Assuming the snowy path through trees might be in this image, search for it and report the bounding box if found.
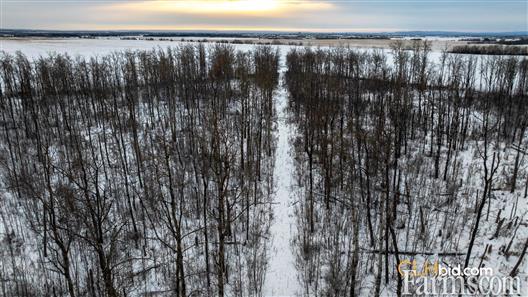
[263,63,299,297]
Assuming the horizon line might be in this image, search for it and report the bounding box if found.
[1,28,527,35]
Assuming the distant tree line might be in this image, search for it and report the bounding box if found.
[450,44,528,56]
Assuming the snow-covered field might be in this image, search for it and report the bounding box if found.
[0,37,258,57]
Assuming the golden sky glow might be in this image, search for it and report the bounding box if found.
[2,0,525,32]
[106,0,333,17]
[87,24,399,33]
[150,0,281,14]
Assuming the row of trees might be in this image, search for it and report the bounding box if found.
[285,42,528,296]
[0,45,279,297]
[450,44,528,56]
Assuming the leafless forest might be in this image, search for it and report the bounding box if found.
[0,42,527,297]
[286,42,528,296]
[0,45,279,297]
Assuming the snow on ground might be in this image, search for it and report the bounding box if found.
[1,37,525,296]
[0,37,255,57]
[0,37,303,296]
[263,61,299,297]
[0,36,445,59]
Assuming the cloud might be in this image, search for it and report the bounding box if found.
[103,0,334,17]
[86,0,338,31]
[1,0,526,32]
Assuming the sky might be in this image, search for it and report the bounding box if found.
[1,0,527,32]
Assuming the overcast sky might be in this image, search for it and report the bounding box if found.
[2,0,527,32]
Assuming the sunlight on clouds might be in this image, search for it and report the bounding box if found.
[157,0,280,14]
[109,0,333,16]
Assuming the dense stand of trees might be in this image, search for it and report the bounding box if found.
[450,45,528,56]
[285,42,528,296]
[1,41,527,297]
[0,45,279,297]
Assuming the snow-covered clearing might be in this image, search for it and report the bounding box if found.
[263,62,299,297]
